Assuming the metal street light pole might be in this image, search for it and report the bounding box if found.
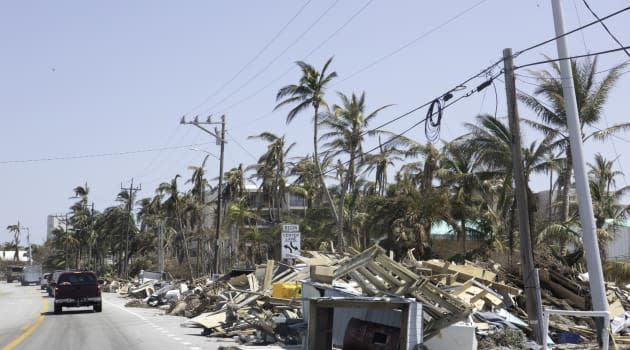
[181,114,226,275]
[551,0,609,343]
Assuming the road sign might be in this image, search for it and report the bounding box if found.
[281,224,300,259]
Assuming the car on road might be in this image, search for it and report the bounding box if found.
[41,272,52,290]
[21,264,42,286]
[5,265,24,283]
[53,271,102,314]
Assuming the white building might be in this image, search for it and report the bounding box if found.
[46,215,64,241]
[0,250,29,262]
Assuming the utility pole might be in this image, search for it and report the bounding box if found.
[551,0,609,343]
[26,227,31,265]
[158,217,165,278]
[503,48,544,345]
[121,179,141,277]
[86,202,94,270]
[65,214,69,270]
[180,114,226,275]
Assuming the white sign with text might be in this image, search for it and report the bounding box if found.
[281,224,301,259]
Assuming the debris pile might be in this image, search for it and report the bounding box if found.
[105,245,630,349]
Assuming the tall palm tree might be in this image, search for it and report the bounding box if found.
[275,57,340,245]
[6,223,21,262]
[248,132,295,224]
[320,91,391,249]
[588,153,630,234]
[157,175,194,277]
[440,141,486,253]
[519,57,630,227]
[223,164,246,203]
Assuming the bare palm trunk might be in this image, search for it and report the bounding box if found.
[560,152,573,251]
[312,105,341,249]
[175,202,195,279]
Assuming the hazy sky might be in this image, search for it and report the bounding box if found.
[2,1,629,244]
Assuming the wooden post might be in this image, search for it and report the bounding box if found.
[503,48,544,345]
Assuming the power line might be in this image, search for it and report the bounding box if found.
[226,130,258,162]
[572,0,590,52]
[514,5,630,58]
[219,0,485,128]
[199,0,341,117]
[359,60,503,138]
[317,70,502,178]
[515,45,630,70]
[218,0,374,119]
[581,0,630,58]
[215,0,373,117]
[0,142,214,165]
[183,0,314,117]
[338,0,489,85]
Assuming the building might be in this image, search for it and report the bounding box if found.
[46,215,64,241]
[0,250,29,262]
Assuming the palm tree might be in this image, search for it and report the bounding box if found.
[6,223,21,262]
[362,136,405,197]
[275,57,340,246]
[440,141,485,253]
[519,57,630,228]
[248,132,295,224]
[320,91,392,249]
[157,175,194,277]
[186,156,211,275]
[588,153,630,260]
[223,164,246,203]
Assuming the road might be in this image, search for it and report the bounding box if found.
[0,280,237,350]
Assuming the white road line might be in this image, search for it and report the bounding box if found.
[173,337,183,341]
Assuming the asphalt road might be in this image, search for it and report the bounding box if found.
[0,281,237,350]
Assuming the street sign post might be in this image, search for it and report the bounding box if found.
[281,224,301,260]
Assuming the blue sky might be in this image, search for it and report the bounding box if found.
[1,1,629,244]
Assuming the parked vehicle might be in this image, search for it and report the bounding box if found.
[5,265,24,283]
[41,272,52,290]
[53,271,102,313]
[21,265,42,286]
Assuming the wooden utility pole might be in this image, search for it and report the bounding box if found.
[181,114,227,275]
[121,179,141,277]
[503,48,544,345]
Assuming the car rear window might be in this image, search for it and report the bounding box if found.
[58,273,97,285]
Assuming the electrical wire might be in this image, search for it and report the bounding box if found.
[514,5,630,58]
[581,0,630,58]
[219,0,374,120]
[198,0,341,117]
[315,70,503,178]
[183,0,313,117]
[338,0,489,85]
[220,0,486,118]
[358,60,503,139]
[0,142,214,165]
[226,130,259,162]
[572,0,590,53]
[515,45,630,70]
